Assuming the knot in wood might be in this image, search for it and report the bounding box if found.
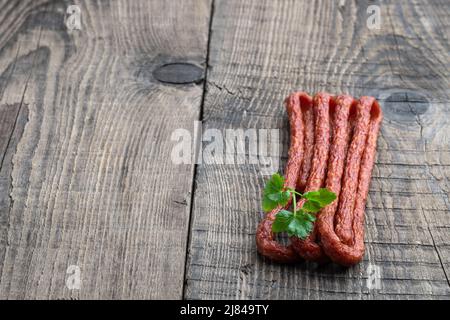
[153,62,204,85]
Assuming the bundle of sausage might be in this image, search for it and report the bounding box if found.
[256,92,383,266]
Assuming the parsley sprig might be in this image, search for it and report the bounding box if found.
[262,173,337,239]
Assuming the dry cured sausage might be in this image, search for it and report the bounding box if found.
[256,92,382,266]
[296,101,315,192]
[333,97,372,245]
[255,92,309,263]
[290,93,332,262]
[290,94,355,262]
[318,97,383,266]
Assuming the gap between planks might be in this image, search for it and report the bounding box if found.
[181,0,216,300]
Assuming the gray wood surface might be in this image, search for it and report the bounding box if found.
[185,0,450,299]
[0,0,211,299]
[0,0,449,300]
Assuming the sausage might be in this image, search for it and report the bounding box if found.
[296,101,315,191]
[298,94,352,263]
[256,92,383,266]
[318,97,383,266]
[290,92,332,262]
[333,97,372,245]
[290,94,354,262]
[255,92,309,263]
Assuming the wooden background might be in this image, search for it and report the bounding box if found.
[0,0,448,299]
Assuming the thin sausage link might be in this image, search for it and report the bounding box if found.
[334,97,372,245]
[291,92,332,262]
[318,98,383,266]
[255,92,308,263]
[297,101,314,192]
[320,95,353,213]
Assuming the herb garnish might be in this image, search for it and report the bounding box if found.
[262,173,337,239]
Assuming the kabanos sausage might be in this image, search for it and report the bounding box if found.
[318,98,383,266]
[296,101,315,192]
[334,97,372,245]
[290,92,332,262]
[255,92,308,263]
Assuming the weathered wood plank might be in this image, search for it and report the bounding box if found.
[0,0,211,299]
[0,103,22,166]
[185,0,450,299]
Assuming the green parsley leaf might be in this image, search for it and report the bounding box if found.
[271,210,316,239]
[262,196,278,212]
[304,212,316,222]
[272,210,294,233]
[286,213,314,239]
[267,191,290,203]
[262,174,290,212]
[303,188,337,207]
[302,200,322,213]
[262,173,336,240]
[264,173,284,194]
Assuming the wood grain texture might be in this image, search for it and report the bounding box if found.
[0,0,211,299]
[185,0,450,299]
